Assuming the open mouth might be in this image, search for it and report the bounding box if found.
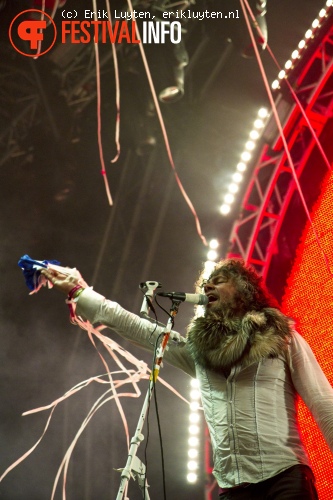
[207,295,218,304]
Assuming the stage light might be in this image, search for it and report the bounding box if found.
[187,472,197,483]
[224,193,235,203]
[207,249,218,261]
[278,69,286,79]
[189,425,199,435]
[305,29,313,39]
[159,38,188,104]
[190,389,201,400]
[188,449,198,459]
[232,172,243,183]
[326,0,332,6]
[245,140,255,150]
[159,87,183,103]
[319,9,327,17]
[237,162,247,172]
[220,107,268,220]
[228,183,239,194]
[285,60,292,69]
[190,401,200,411]
[189,413,200,424]
[250,130,260,139]
[291,49,299,59]
[312,19,320,28]
[220,203,231,215]
[188,436,199,446]
[187,460,198,471]
[272,79,280,89]
[241,151,252,161]
[298,40,306,49]
[254,118,264,128]
[190,378,200,388]
[203,260,216,276]
[209,239,219,249]
[258,107,268,118]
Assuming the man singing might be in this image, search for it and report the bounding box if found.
[42,258,333,499]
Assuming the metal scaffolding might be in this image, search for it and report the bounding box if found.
[227,19,333,281]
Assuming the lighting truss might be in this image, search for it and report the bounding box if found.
[227,14,333,281]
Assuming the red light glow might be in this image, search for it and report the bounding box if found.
[282,171,333,499]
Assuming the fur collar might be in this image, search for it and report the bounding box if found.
[187,308,293,372]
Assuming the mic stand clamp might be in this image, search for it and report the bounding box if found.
[116,300,181,500]
[139,281,161,318]
[116,455,149,499]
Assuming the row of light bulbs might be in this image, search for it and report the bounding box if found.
[219,107,269,217]
[187,244,218,483]
[186,378,201,483]
[272,0,332,90]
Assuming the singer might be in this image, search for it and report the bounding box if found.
[41,258,333,499]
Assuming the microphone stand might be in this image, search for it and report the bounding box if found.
[116,297,181,500]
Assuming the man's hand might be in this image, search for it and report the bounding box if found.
[41,268,86,295]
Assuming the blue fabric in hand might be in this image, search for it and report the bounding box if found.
[18,254,60,292]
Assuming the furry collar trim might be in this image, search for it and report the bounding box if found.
[187,308,293,372]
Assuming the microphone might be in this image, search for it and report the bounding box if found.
[157,292,208,306]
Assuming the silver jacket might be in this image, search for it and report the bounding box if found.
[76,288,333,488]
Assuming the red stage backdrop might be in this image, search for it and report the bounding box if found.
[282,170,333,499]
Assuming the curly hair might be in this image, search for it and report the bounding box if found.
[198,258,279,311]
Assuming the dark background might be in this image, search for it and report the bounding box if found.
[0,1,326,499]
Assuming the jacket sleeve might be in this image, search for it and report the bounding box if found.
[288,330,333,452]
[75,287,196,377]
